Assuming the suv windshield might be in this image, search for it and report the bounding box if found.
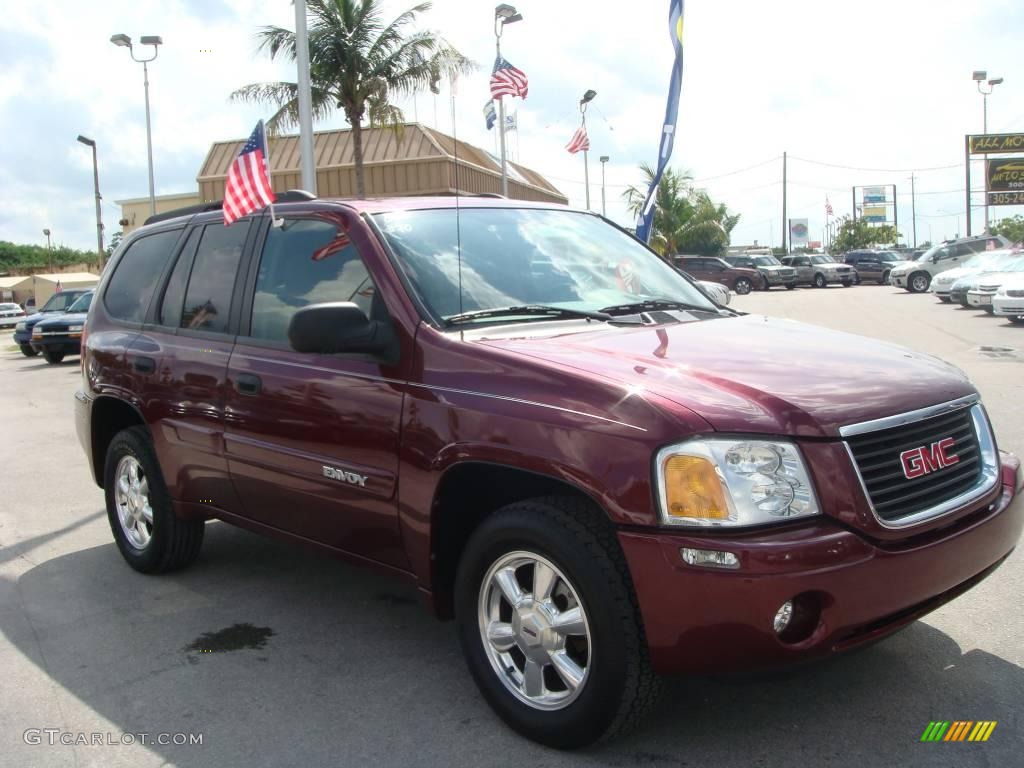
[374,208,717,323]
[753,256,782,267]
[40,291,82,312]
[66,292,93,313]
[810,255,834,265]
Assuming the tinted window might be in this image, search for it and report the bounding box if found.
[159,228,201,327]
[41,291,83,312]
[249,217,376,343]
[67,292,93,313]
[181,223,249,333]
[105,230,181,322]
[703,260,725,272]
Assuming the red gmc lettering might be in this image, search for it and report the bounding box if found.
[900,438,959,479]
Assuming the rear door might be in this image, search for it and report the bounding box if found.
[224,210,409,568]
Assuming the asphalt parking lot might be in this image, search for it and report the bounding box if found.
[1,285,1021,768]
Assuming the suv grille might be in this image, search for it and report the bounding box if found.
[779,268,794,277]
[846,406,983,521]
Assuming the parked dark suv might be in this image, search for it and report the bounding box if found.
[76,197,1022,748]
[842,250,903,284]
[671,255,763,294]
[13,288,92,357]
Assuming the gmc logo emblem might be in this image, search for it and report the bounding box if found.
[899,438,959,479]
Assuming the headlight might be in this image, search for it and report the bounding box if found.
[15,321,25,331]
[68,325,83,332]
[655,439,821,527]
[32,326,42,336]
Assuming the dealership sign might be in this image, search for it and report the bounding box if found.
[989,191,1024,206]
[969,133,1024,155]
[863,186,887,203]
[986,158,1024,192]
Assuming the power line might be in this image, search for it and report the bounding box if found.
[692,156,781,183]
[788,155,962,173]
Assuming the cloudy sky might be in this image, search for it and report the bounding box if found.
[2,0,1023,253]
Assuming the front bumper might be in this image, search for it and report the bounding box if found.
[891,273,909,287]
[620,452,1022,675]
[993,296,1024,317]
[966,291,995,308]
[13,329,32,345]
[29,334,82,355]
[762,272,796,287]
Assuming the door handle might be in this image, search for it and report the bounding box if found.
[131,356,156,374]
[236,373,262,395]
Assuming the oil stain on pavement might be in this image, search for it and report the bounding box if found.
[184,623,274,654]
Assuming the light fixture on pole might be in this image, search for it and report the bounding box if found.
[494,4,523,197]
[111,33,162,217]
[579,89,596,210]
[973,70,1003,233]
[43,229,51,250]
[599,155,609,217]
[77,135,105,264]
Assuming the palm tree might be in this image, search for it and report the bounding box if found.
[623,164,740,257]
[231,0,474,198]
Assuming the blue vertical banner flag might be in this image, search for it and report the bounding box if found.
[635,0,684,244]
[484,100,497,130]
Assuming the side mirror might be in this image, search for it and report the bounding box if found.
[287,302,395,358]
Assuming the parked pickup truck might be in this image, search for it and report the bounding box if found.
[76,196,1023,748]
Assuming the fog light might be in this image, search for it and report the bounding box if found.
[680,547,740,569]
[773,600,793,634]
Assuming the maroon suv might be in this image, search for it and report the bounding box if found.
[672,255,764,294]
[76,197,1022,748]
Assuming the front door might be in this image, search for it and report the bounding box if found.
[224,212,408,568]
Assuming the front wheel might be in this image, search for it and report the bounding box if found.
[19,343,38,357]
[880,270,891,285]
[939,296,953,304]
[852,272,861,285]
[813,273,827,288]
[104,426,205,573]
[455,498,660,748]
[734,277,753,295]
[908,272,931,293]
[42,349,64,364]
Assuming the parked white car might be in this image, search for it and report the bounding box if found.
[890,235,1009,293]
[697,280,731,305]
[0,302,26,328]
[930,250,1021,302]
[992,275,1024,324]
[966,267,1024,312]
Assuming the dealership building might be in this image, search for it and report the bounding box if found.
[119,123,566,234]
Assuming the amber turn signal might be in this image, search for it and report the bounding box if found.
[663,455,729,520]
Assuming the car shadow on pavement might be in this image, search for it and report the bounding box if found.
[3,521,1020,768]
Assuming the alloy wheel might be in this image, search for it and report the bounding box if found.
[478,551,592,711]
[114,455,153,549]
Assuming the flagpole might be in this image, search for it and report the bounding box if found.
[260,120,282,227]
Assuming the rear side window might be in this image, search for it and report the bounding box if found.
[248,217,376,343]
[105,229,181,323]
[158,228,201,327]
[180,223,250,333]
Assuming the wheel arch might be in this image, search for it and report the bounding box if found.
[428,461,612,620]
[90,396,150,487]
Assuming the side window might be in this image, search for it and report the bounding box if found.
[180,222,250,333]
[248,217,377,344]
[158,228,201,327]
[105,229,181,323]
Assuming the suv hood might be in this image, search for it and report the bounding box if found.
[35,310,87,327]
[477,315,973,438]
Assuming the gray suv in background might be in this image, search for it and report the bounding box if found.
[781,254,855,288]
[723,254,797,290]
[843,250,903,284]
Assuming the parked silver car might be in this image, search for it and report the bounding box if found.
[781,254,855,288]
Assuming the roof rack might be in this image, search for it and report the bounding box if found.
[143,189,317,226]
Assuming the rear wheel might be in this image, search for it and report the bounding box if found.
[813,273,827,289]
[734,277,753,295]
[908,272,931,293]
[455,497,661,748]
[42,349,64,364]
[19,344,38,357]
[104,426,205,573]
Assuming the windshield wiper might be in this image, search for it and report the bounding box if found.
[599,298,717,316]
[444,304,617,326]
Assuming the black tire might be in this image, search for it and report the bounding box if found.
[455,497,661,749]
[813,273,827,288]
[785,283,796,290]
[984,306,994,315]
[939,296,953,304]
[734,277,753,295]
[852,272,861,285]
[19,343,38,357]
[1010,316,1024,325]
[880,270,891,285]
[908,272,931,293]
[42,349,64,365]
[103,426,204,574]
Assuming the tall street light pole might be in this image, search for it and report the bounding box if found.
[579,90,596,210]
[599,155,609,217]
[111,34,161,218]
[494,5,523,198]
[294,0,317,194]
[77,135,104,264]
[973,70,1003,234]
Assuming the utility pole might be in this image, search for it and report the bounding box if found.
[781,151,787,252]
[294,0,317,194]
[909,174,917,247]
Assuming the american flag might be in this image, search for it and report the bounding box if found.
[311,232,352,262]
[223,120,276,226]
[565,125,590,154]
[825,197,834,217]
[490,56,528,100]
[55,280,63,293]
